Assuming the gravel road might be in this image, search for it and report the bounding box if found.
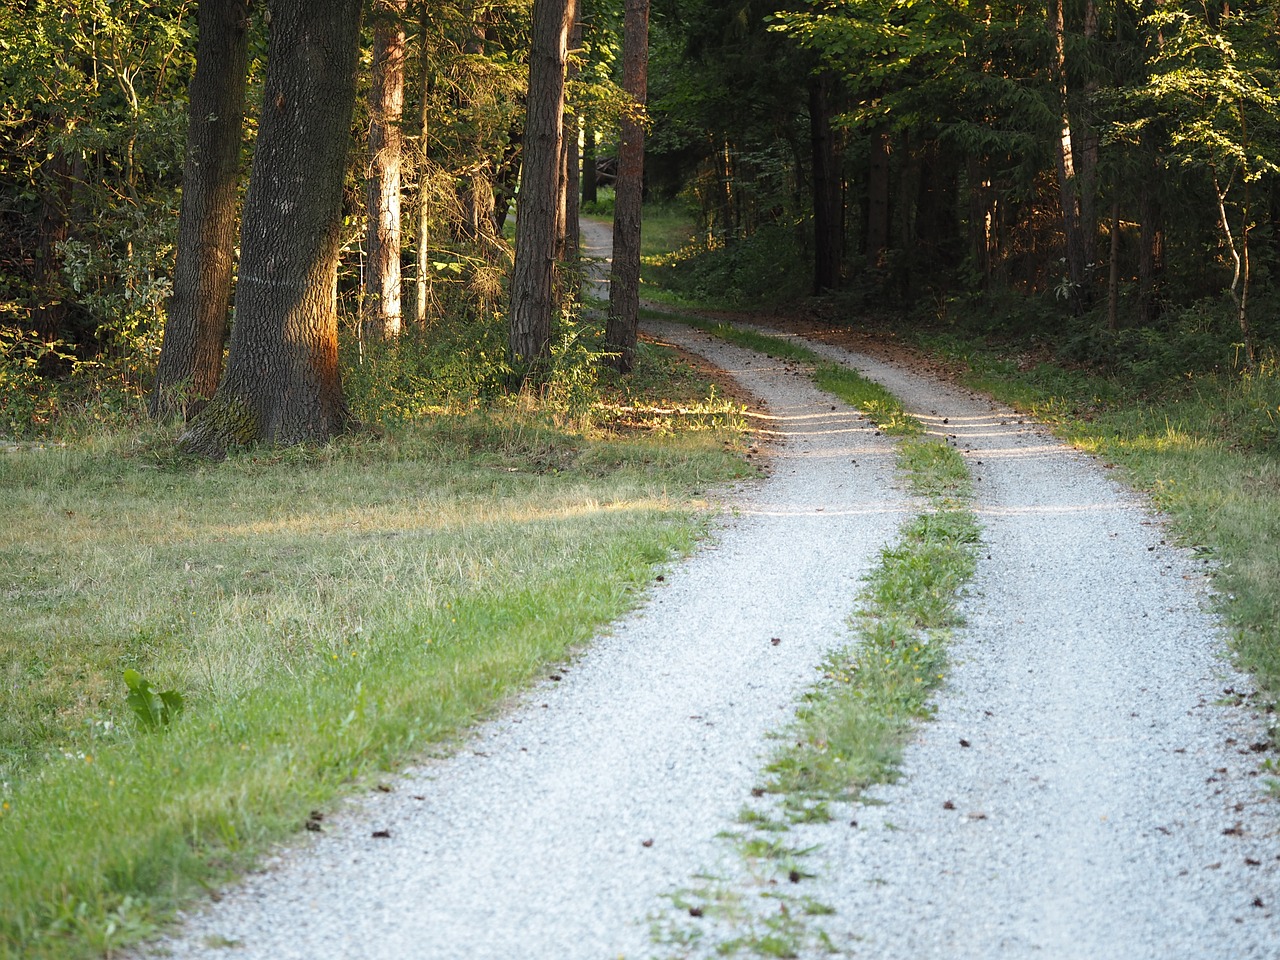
[144,314,915,959]
[143,226,1277,959]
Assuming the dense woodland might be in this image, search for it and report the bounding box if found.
[2,0,1279,448]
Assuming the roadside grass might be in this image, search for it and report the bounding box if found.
[651,313,979,957]
[0,349,754,959]
[915,333,1280,730]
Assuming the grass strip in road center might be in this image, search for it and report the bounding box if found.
[651,316,980,958]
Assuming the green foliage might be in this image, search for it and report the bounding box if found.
[122,670,184,731]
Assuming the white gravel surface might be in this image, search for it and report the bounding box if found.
[143,322,914,959]
[143,227,1278,959]
[698,326,1280,958]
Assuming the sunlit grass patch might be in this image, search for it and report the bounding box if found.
[914,330,1280,731]
[0,384,753,959]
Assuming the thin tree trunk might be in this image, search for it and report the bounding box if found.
[180,0,365,457]
[1137,165,1163,325]
[1107,199,1120,330]
[411,0,434,327]
[606,0,649,373]
[151,0,253,420]
[508,0,575,379]
[31,144,72,343]
[809,73,842,293]
[1050,0,1088,314]
[559,10,582,264]
[581,121,597,204]
[363,0,407,341]
[866,128,891,267]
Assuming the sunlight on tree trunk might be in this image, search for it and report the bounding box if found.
[606,0,649,374]
[363,0,407,342]
[179,0,364,457]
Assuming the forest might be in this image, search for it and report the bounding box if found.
[4,3,1280,957]
[2,0,1278,446]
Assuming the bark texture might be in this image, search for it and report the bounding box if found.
[180,0,364,457]
[151,0,252,420]
[508,0,574,378]
[363,0,407,341]
[605,0,649,373]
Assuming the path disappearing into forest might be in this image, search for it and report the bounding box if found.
[144,224,1278,958]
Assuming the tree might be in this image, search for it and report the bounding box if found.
[508,0,576,380]
[605,0,648,373]
[151,0,254,420]
[1136,3,1280,368]
[179,0,365,456]
[363,0,408,341]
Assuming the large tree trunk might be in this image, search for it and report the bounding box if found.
[605,0,649,373]
[809,73,842,293]
[363,0,407,341]
[508,0,575,379]
[151,0,253,420]
[180,0,364,458]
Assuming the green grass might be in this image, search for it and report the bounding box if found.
[915,332,1280,717]
[0,352,754,959]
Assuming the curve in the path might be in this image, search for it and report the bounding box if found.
[143,323,914,960]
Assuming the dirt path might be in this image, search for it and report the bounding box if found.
[145,225,1277,959]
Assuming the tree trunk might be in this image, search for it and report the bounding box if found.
[152,0,253,420]
[1107,199,1120,330]
[809,73,842,293]
[508,0,575,380]
[559,10,582,264]
[1137,167,1163,325]
[606,0,649,373]
[866,128,891,267]
[411,0,434,327]
[363,0,407,342]
[180,0,365,458]
[1050,0,1088,314]
[581,121,597,204]
[31,145,73,343]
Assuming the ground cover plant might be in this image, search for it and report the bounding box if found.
[0,339,753,960]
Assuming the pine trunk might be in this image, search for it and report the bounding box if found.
[582,123,597,204]
[866,129,891,267]
[411,1,434,327]
[152,0,252,420]
[363,0,407,341]
[180,0,364,457]
[809,74,842,293]
[508,0,574,379]
[1050,0,1089,314]
[606,0,649,373]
